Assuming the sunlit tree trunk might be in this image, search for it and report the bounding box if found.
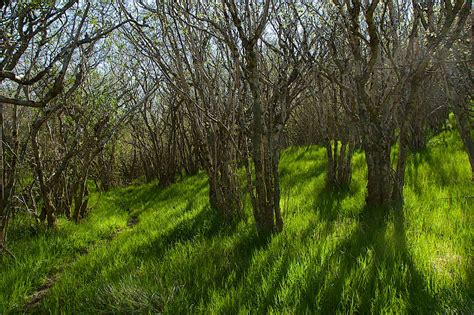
[246,48,283,235]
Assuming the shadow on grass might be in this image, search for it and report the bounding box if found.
[78,152,446,313]
[296,203,438,313]
[112,176,208,215]
[130,203,245,260]
[420,149,459,187]
[206,226,312,314]
[280,162,326,190]
[316,186,352,216]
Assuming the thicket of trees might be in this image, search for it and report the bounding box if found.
[0,0,472,253]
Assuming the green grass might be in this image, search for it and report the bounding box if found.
[1,131,472,313]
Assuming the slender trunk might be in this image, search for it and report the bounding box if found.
[64,182,71,219]
[208,168,242,220]
[452,101,474,181]
[409,120,427,152]
[73,174,88,223]
[326,139,354,188]
[0,102,15,249]
[337,141,346,180]
[31,131,56,228]
[395,78,423,205]
[393,126,410,205]
[0,216,6,249]
[79,185,89,219]
[206,128,242,221]
[246,48,283,236]
[271,142,283,232]
[30,106,62,228]
[0,102,5,249]
[325,140,336,186]
[0,166,6,248]
[337,140,355,187]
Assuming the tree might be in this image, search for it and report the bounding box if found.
[0,0,133,247]
[326,0,471,208]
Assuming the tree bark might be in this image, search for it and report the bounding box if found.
[393,125,410,206]
[325,140,337,186]
[364,140,393,208]
[452,100,474,181]
[337,140,355,187]
[0,101,6,249]
[73,175,88,223]
[246,48,283,236]
[326,139,354,189]
[208,166,242,221]
[31,129,57,228]
[0,216,7,250]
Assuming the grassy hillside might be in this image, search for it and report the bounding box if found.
[1,131,472,313]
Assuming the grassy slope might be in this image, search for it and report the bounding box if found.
[1,131,472,313]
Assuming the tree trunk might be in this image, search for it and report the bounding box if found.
[337,140,355,187]
[409,121,427,152]
[204,126,242,221]
[73,174,88,223]
[31,133,57,228]
[79,185,89,219]
[0,102,6,249]
[364,141,393,208]
[326,139,354,189]
[0,102,16,250]
[271,143,283,232]
[208,167,242,221]
[452,100,474,181]
[325,140,337,186]
[393,126,410,206]
[64,185,71,219]
[246,48,283,236]
[30,106,62,228]
[0,212,7,251]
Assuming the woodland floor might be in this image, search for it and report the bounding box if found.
[1,131,473,314]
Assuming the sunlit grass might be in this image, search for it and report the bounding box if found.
[1,131,472,313]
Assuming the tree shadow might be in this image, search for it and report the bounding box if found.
[111,176,208,216]
[312,186,354,223]
[406,152,426,196]
[421,149,455,187]
[280,162,327,196]
[164,229,273,313]
[208,224,316,314]
[296,203,439,313]
[392,204,438,313]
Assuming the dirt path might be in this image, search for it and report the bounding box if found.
[25,215,140,310]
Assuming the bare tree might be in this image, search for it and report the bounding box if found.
[0,0,134,245]
[326,0,471,207]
